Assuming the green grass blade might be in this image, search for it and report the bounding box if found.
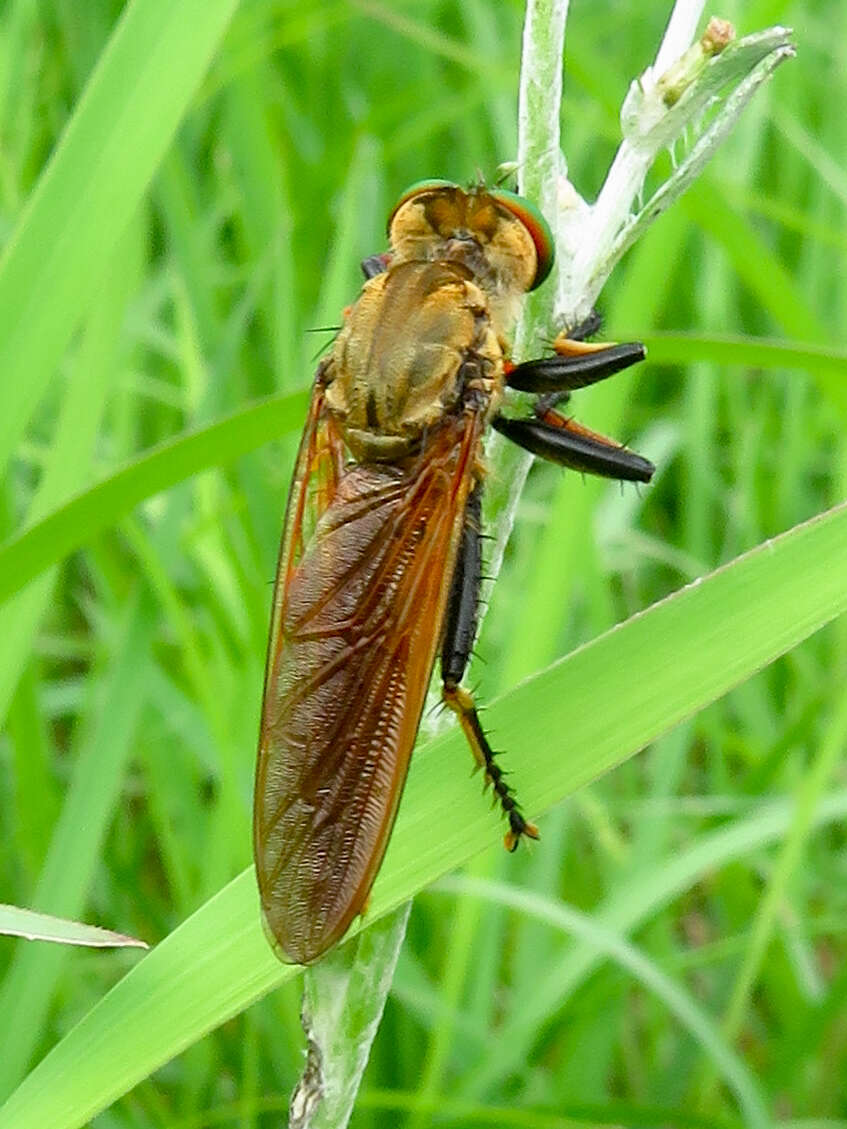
[641,331,847,415]
[0,906,147,950]
[0,0,240,480]
[1,500,845,1129]
[0,390,307,609]
[703,692,847,1100]
[682,181,826,343]
[0,590,155,1098]
[459,787,847,1097]
[442,878,770,1129]
[0,227,141,725]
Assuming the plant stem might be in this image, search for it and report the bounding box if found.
[287,5,795,1126]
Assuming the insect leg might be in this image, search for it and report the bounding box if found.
[360,253,392,279]
[506,339,646,394]
[508,318,645,397]
[441,483,539,851]
[565,310,603,341]
[492,408,655,483]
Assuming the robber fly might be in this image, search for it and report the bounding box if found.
[254,179,654,964]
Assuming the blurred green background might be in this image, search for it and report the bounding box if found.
[0,0,845,1126]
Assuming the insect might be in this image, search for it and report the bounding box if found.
[254,179,654,964]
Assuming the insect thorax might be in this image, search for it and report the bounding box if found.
[324,260,503,462]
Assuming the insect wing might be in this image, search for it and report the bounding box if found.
[255,409,481,964]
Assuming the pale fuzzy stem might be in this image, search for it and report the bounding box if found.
[593,37,796,299]
[653,0,707,76]
[566,23,795,320]
[557,0,707,318]
[516,0,569,240]
[492,0,714,580]
[291,906,411,1129]
[491,3,794,585]
[485,0,569,582]
[289,5,795,1127]
[289,9,572,1125]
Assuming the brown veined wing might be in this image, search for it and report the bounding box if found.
[254,381,482,964]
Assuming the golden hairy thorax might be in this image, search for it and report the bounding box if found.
[323,185,540,462]
[324,259,503,461]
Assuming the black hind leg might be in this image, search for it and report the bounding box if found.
[498,330,654,482]
[506,329,646,395]
[441,482,539,850]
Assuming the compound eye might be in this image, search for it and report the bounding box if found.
[488,187,555,290]
[387,178,456,235]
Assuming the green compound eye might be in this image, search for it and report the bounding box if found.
[488,187,555,290]
[387,179,457,234]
